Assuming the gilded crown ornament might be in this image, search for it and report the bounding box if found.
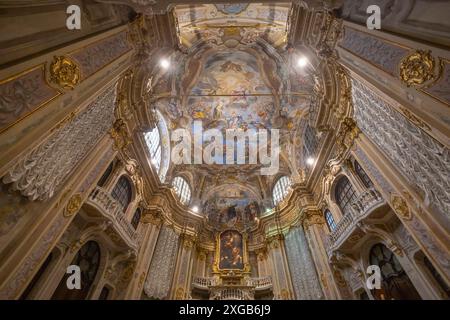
[49,56,81,90]
[399,50,436,87]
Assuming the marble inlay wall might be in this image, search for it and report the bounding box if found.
[285,226,323,299]
[144,225,179,299]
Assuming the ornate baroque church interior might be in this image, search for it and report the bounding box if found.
[0,0,449,300]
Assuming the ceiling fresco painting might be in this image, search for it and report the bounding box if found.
[146,2,315,215]
[174,3,291,49]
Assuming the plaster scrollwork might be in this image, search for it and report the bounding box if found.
[352,78,450,220]
[2,85,117,201]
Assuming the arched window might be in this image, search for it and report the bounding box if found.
[272,176,292,205]
[144,125,161,172]
[369,243,421,300]
[334,176,357,215]
[131,208,141,230]
[354,160,373,188]
[111,176,132,212]
[172,176,191,205]
[144,111,170,182]
[97,162,113,187]
[303,124,319,161]
[324,209,337,232]
[51,241,101,300]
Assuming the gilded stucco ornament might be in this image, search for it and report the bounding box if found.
[400,50,436,87]
[64,193,82,217]
[50,56,81,89]
[391,194,412,220]
[110,118,131,151]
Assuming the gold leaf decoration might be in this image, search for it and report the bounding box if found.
[400,50,436,87]
[50,56,81,90]
[64,193,82,217]
[391,194,412,220]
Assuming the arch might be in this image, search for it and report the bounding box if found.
[51,241,101,300]
[369,243,421,300]
[111,175,133,213]
[272,176,292,206]
[334,176,357,216]
[172,176,192,205]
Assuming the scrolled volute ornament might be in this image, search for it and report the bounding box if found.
[399,50,436,87]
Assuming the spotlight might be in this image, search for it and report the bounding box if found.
[297,56,308,67]
[192,206,199,213]
[160,58,170,69]
[306,157,315,166]
[151,158,157,165]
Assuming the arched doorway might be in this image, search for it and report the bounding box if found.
[369,243,421,300]
[51,241,101,300]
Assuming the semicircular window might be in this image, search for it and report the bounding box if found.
[272,176,292,206]
[172,176,191,205]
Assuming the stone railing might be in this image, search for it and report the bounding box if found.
[245,276,273,290]
[210,287,254,300]
[328,187,385,250]
[192,276,218,289]
[87,186,139,251]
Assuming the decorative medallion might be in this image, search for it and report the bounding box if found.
[64,193,82,217]
[215,4,249,15]
[391,194,412,220]
[399,50,436,87]
[49,56,81,90]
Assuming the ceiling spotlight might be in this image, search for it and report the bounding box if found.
[297,56,308,67]
[192,206,199,213]
[151,158,157,165]
[306,157,315,166]
[160,58,170,69]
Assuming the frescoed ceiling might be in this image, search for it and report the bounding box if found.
[173,3,291,49]
[147,2,315,214]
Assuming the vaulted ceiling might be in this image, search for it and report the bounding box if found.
[145,2,317,220]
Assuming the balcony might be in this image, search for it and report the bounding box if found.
[192,276,218,290]
[327,187,386,253]
[210,287,255,300]
[245,276,273,290]
[85,186,141,252]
